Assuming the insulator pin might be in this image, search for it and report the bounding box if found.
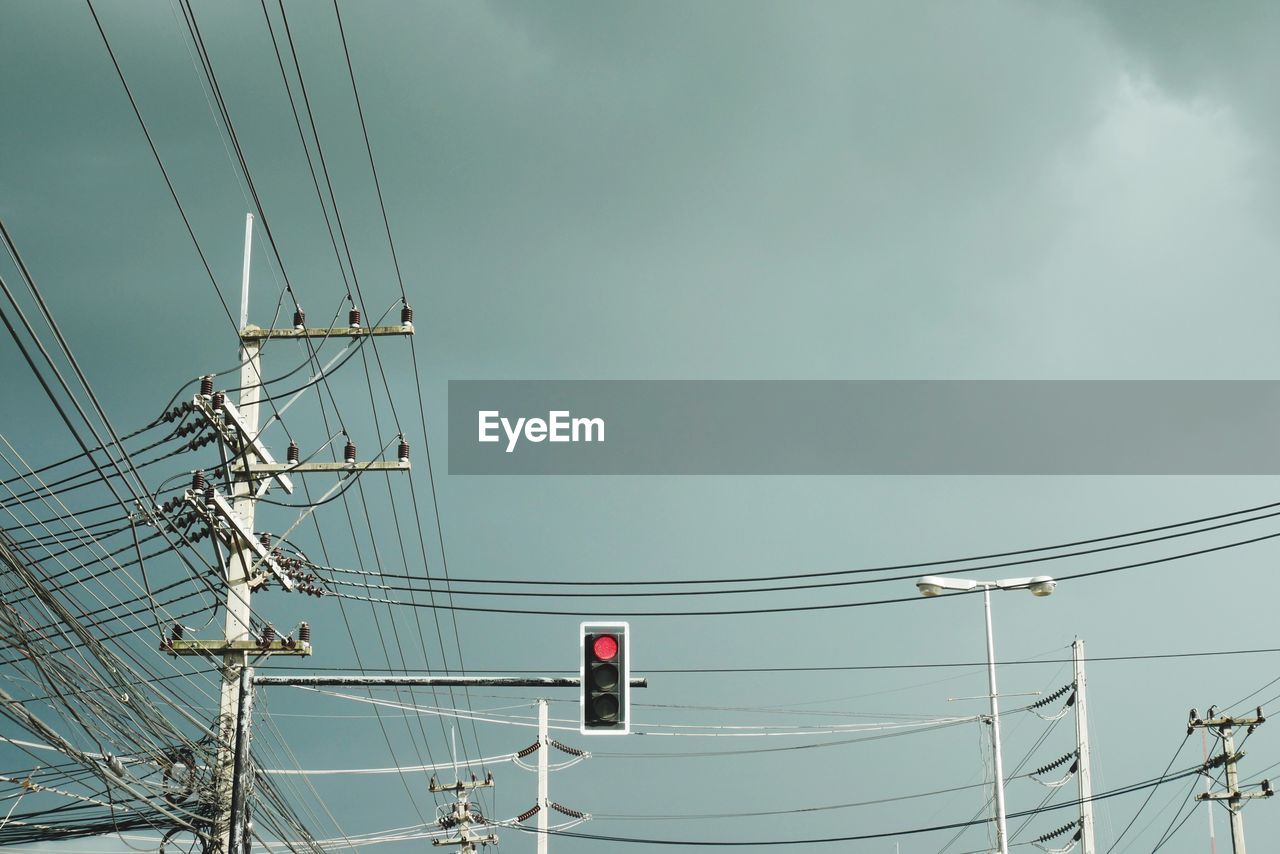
[191,471,205,492]
[298,622,310,644]
[398,438,410,463]
[349,307,361,328]
[344,440,356,465]
[293,307,305,330]
[287,441,300,464]
[401,304,413,326]
[200,375,214,396]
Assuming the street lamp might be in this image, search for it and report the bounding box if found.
[915,575,1056,854]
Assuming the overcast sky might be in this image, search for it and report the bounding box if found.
[4,2,1280,852]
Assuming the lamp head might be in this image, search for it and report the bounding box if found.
[1027,576,1057,597]
[917,578,944,597]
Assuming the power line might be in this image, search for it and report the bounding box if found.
[320,527,1280,617]
[256,643,1280,675]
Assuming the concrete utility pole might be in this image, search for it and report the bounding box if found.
[163,214,415,854]
[1071,639,1096,854]
[982,588,1011,854]
[1189,706,1274,854]
[538,699,549,854]
[227,666,255,854]
[212,215,265,854]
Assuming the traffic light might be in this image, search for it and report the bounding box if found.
[580,622,629,734]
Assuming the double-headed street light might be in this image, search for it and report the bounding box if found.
[916,575,1056,854]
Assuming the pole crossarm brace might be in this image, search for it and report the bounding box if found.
[253,675,648,688]
[239,324,414,340]
[231,460,410,475]
[191,394,294,494]
[184,488,295,591]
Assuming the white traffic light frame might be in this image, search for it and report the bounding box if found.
[580,621,630,735]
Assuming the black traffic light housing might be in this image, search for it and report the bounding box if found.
[580,622,629,734]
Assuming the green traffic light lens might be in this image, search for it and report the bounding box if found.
[592,694,619,721]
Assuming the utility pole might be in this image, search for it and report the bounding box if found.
[1072,639,1095,854]
[252,675,612,848]
[538,699,549,854]
[1189,706,1274,854]
[1203,728,1218,854]
[227,666,255,854]
[212,214,267,854]
[430,774,497,852]
[161,214,415,853]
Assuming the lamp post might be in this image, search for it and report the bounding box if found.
[916,574,1056,854]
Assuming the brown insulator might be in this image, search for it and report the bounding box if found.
[398,438,410,463]
[203,486,216,508]
[298,622,310,644]
[191,471,205,492]
[259,533,271,549]
[348,307,361,328]
[293,307,305,330]
[261,625,276,647]
[211,391,225,410]
[344,439,356,465]
[287,441,300,464]
[401,303,413,326]
[283,635,295,649]
[200,375,214,396]
[171,623,184,641]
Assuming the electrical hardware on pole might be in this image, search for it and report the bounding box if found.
[1188,705,1273,854]
[178,214,414,854]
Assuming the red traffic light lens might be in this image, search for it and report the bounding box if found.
[592,635,618,661]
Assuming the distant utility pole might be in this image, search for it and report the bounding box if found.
[1072,639,1096,854]
[430,772,498,851]
[162,214,414,854]
[1188,705,1274,854]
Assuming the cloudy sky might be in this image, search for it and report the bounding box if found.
[4,1,1280,852]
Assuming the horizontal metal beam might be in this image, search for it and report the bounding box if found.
[239,325,413,340]
[253,675,648,688]
[230,460,410,475]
